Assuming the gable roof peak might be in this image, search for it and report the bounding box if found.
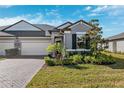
[68,19,97,28]
[56,21,73,29]
[2,20,44,31]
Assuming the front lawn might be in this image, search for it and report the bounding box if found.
[27,52,124,88]
[0,57,5,61]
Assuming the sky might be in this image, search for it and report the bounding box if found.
[0,5,124,38]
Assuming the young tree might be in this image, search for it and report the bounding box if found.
[46,43,63,60]
[88,19,103,56]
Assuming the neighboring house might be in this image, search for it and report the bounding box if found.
[0,19,96,56]
[106,32,124,53]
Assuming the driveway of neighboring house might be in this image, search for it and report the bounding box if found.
[0,58,45,88]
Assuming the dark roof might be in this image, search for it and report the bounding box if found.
[2,20,43,31]
[0,19,96,37]
[0,31,14,37]
[0,25,9,31]
[0,22,55,37]
[107,32,124,40]
[56,21,72,29]
[34,24,55,31]
[0,24,55,32]
[65,20,96,29]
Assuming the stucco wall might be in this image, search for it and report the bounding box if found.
[116,40,124,52]
[107,41,113,52]
[107,39,124,53]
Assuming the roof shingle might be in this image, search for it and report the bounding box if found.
[108,32,124,40]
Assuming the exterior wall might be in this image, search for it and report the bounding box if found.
[107,39,124,53]
[5,21,41,31]
[0,37,15,55]
[46,31,50,36]
[116,40,124,52]
[51,32,60,43]
[107,41,113,52]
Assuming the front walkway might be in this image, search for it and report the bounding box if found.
[0,59,45,88]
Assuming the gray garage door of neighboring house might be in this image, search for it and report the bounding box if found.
[20,39,51,55]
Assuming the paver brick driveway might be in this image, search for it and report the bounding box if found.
[0,58,45,88]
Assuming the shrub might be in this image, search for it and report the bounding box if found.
[46,44,56,53]
[54,59,63,65]
[83,54,115,65]
[84,56,92,63]
[44,57,55,66]
[104,55,116,64]
[62,58,73,65]
[93,55,116,65]
[71,55,82,64]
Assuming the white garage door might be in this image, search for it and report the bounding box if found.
[21,39,51,55]
[0,41,14,55]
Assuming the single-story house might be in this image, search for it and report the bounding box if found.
[106,32,124,53]
[0,19,96,56]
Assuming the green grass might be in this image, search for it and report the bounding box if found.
[0,57,5,61]
[27,52,124,88]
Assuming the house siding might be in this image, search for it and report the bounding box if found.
[107,39,124,53]
[116,40,124,52]
[107,41,113,52]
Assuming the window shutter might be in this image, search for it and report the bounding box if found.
[85,34,90,49]
[72,34,76,49]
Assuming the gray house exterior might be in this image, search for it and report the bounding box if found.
[106,32,124,53]
[0,20,95,56]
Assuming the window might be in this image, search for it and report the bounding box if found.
[76,34,90,49]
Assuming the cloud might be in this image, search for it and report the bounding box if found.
[45,9,61,19]
[92,5,124,16]
[0,12,64,26]
[85,6,92,11]
[92,5,108,12]
[88,13,100,17]
[0,5,13,8]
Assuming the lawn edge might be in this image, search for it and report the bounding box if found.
[25,60,45,88]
